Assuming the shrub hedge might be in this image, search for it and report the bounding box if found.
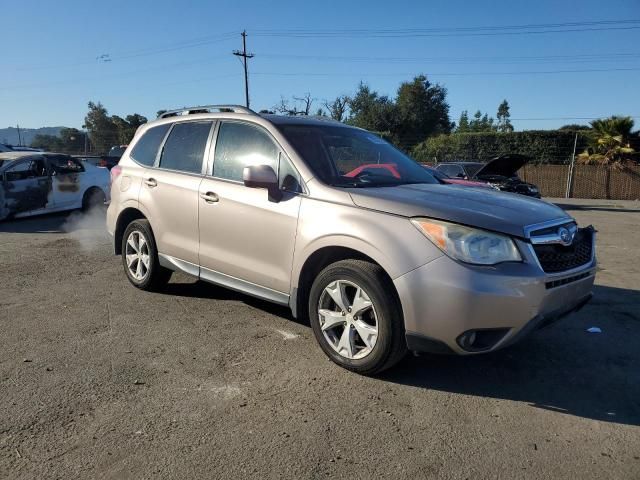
[411,130,590,165]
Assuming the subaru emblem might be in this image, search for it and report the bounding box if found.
[558,227,573,246]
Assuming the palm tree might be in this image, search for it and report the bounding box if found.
[579,116,635,164]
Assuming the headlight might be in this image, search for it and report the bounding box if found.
[411,218,522,265]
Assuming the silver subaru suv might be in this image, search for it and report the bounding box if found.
[107,105,596,374]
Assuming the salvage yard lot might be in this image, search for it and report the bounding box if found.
[1,199,639,479]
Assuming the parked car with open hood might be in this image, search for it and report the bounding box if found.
[423,164,497,189]
[0,151,110,221]
[436,155,541,197]
[107,105,595,375]
[344,162,494,190]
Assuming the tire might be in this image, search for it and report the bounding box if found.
[82,187,106,211]
[308,259,406,375]
[121,219,172,291]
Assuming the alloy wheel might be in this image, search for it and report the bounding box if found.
[125,231,150,281]
[317,279,378,360]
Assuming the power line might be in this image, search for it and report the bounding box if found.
[253,19,640,38]
[252,66,640,77]
[257,52,640,65]
[12,32,238,71]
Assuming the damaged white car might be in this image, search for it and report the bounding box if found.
[0,152,110,221]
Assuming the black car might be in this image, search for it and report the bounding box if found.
[435,154,541,198]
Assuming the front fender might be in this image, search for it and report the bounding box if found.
[290,198,443,290]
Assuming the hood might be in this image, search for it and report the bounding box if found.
[347,183,570,238]
[474,154,531,178]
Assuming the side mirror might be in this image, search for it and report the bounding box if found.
[243,164,281,201]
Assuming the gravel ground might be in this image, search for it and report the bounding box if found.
[0,199,639,479]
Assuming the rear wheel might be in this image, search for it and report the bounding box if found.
[82,187,106,211]
[121,219,172,291]
[308,259,406,375]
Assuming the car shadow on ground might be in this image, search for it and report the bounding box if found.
[163,280,640,426]
[164,279,299,324]
[0,212,70,233]
[0,207,108,234]
[379,284,640,427]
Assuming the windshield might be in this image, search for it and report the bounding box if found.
[277,124,438,187]
[425,166,448,181]
[463,163,484,177]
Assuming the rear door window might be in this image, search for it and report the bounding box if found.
[130,124,171,166]
[159,122,212,174]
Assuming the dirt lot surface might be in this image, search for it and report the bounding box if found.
[1,199,639,479]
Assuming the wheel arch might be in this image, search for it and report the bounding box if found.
[292,242,401,322]
[114,207,148,255]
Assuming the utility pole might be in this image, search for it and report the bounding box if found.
[16,124,22,146]
[233,30,254,109]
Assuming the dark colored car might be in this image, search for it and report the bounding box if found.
[435,155,541,198]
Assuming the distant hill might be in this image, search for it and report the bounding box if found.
[0,126,67,146]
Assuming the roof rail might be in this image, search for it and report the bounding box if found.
[158,104,255,118]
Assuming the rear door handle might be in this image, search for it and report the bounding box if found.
[144,178,157,188]
[200,191,219,203]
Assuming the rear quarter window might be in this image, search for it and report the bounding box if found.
[130,124,171,166]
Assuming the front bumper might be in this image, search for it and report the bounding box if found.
[394,242,596,355]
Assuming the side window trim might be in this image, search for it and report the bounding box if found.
[204,120,219,177]
[151,120,215,176]
[152,122,174,168]
[277,151,307,195]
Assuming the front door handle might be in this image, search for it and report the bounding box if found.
[200,191,219,203]
[144,178,157,188]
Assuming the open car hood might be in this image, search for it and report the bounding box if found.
[474,154,531,178]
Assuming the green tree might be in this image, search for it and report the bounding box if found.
[111,113,148,144]
[347,82,397,135]
[469,110,495,132]
[59,128,85,153]
[323,95,350,122]
[496,100,513,133]
[30,134,63,151]
[457,111,470,132]
[579,116,635,164]
[84,101,118,154]
[394,75,453,149]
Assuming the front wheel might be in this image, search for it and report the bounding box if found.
[308,259,406,375]
[121,219,172,291]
